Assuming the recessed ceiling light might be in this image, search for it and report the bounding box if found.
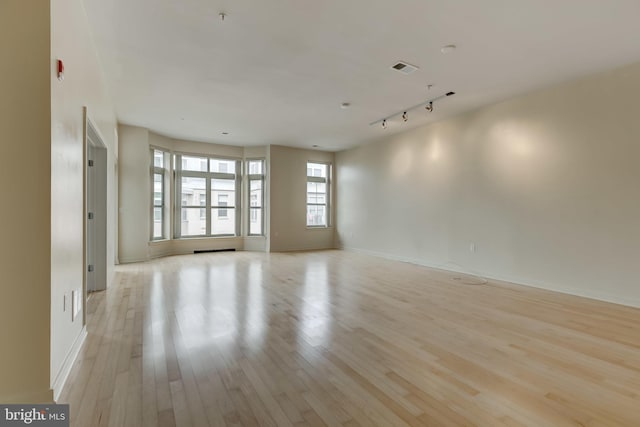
[222,132,229,135]
[340,102,351,109]
[441,44,456,54]
[312,144,319,148]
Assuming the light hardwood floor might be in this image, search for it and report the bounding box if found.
[58,250,640,426]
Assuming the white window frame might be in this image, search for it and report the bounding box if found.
[247,158,265,236]
[174,153,241,238]
[150,148,169,240]
[306,161,331,228]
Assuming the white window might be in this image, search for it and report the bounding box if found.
[151,149,169,240]
[175,155,239,237]
[247,159,265,235]
[306,162,330,227]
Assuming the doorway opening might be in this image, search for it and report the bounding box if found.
[84,109,108,325]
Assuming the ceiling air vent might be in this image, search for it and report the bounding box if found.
[391,61,419,75]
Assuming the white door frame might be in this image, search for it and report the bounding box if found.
[83,107,108,324]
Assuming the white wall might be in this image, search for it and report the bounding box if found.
[337,61,640,308]
[50,0,118,398]
[0,0,117,403]
[270,145,335,252]
[118,125,151,262]
[0,0,52,403]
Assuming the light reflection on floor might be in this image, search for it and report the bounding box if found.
[144,253,341,361]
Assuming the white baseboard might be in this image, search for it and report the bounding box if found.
[52,326,87,402]
[341,246,640,309]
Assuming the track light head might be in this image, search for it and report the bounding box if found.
[382,119,387,129]
[425,102,433,112]
[402,111,408,122]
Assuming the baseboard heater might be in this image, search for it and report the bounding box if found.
[194,248,236,254]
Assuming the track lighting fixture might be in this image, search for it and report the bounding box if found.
[369,91,455,128]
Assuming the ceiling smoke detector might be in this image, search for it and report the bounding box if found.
[391,61,419,75]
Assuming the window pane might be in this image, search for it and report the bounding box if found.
[250,180,262,207]
[151,150,168,240]
[181,208,206,235]
[154,150,164,168]
[182,156,208,172]
[153,208,163,238]
[212,208,236,235]
[248,160,263,175]
[249,208,262,235]
[210,159,236,174]
[211,179,235,207]
[307,162,327,178]
[307,182,326,204]
[250,180,263,192]
[154,173,163,206]
[199,193,206,219]
[307,205,327,226]
[217,194,228,217]
[181,177,206,206]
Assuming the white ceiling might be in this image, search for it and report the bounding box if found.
[84,0,640,151]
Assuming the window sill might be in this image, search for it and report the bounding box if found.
[149,239,170,245]
[176,235,240,240]
[306,226,333,230]
[149,236,241,244]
